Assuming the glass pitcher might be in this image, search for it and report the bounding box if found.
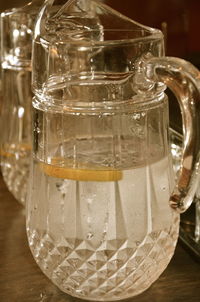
[27,0,200,300]
[0,0,44,204]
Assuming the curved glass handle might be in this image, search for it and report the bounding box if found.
[148,57,200,213]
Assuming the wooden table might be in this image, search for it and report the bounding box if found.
[0,174,200,302]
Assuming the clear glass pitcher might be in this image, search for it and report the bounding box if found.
[0,0,44,204]
[27,0,200,300]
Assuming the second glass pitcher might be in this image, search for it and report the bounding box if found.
[0,0,44,204]
[27,0,200,300]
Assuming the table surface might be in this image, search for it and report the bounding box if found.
[0,175,200,302]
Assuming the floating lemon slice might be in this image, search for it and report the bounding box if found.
[0,149,14,158]
[40,159,122,182]
[0,143,31,158]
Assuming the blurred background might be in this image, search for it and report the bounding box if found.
[1,0,200,131]
[1,0,200,63]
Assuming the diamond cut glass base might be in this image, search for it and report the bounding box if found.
[28,216,179,301]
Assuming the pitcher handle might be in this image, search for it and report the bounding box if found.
[147,57,200,213]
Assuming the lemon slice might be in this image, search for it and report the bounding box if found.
[0,143,31,158]
[0,150,14,158]
[40,160,122,182]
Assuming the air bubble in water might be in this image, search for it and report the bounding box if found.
[87,232,94,240]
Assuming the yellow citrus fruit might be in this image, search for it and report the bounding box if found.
[40,159,122,182]
[0,143,31,157]
[0,149,14,158]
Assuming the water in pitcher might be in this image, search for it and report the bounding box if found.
[1,142,31,203]
[27,81,179,300]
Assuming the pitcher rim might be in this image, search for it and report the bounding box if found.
[39,28,163,47]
